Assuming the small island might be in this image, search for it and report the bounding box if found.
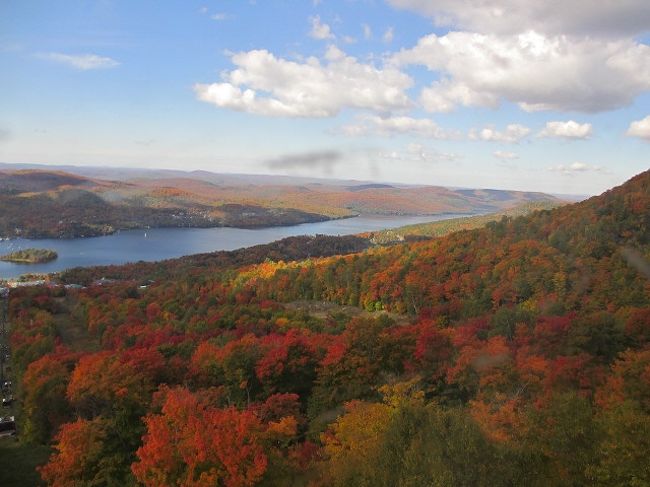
[0,248,58,264]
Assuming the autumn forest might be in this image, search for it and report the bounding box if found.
[3,170,650,486]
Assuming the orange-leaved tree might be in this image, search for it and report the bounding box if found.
[131,386,268,487]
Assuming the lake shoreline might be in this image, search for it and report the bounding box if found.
[0,212,484,241]
[0,212,358,241]
[0,213,474,279]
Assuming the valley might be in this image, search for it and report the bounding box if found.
[4,1,648,484]
[0,167,561,239]
[2,170,648,486]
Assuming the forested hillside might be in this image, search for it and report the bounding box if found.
[362,200,563,245]
[0,168,559,239]
[0,171,331,239]
[3,170,649,486]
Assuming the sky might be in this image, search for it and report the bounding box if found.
[1,0,649,195]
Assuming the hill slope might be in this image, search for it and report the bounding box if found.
[362,200,564,244]
[4,170,649,486]
[247,169,649,315]
[0,166,560,238]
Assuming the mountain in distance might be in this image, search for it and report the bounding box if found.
[0,163,561,239]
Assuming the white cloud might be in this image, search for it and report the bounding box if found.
[538,120,592,139]
[626,115,650,140]
[40,52,119,70]
[211,13,228,21]
[548,162,604,174]
[379,143,458,162]
[494,150,518,160]
[310,16,334,40]
[469,124,531,143]
[420,80,498,113]
[194,48,412,117]
[395,31,650,113]
[340,115,457,139]
[386,0,650,37]
[362,23,372,40]
[383,27,394,44]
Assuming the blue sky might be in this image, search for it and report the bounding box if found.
[1,0,649,194]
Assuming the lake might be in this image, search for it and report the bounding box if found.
[0,214,468,278]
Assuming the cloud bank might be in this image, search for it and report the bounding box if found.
[386,0,650,37]
[395,32,650,113]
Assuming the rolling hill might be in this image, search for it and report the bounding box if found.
[3,170,649,486]
[0,166,560,239]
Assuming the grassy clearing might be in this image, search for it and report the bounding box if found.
[0,440,50,487]
[285,300,410,326]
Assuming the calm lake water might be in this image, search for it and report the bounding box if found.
[0,214,467,278]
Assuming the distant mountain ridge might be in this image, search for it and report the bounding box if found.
[0,165,560,239]
[0,169,94,193]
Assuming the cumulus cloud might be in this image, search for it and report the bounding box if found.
[195,6,650,122]
[194,47,412,117]
[626,115,650,140]
[548,162,604,174]
[265,150,342,172]
[386,0,650,37]
[40,52,120,70]
[310,16,334,40]
[394,31,650,113]
[339,115,458,139]
[211,13,229,21]
[538,120,593,139]
[379,143,458,163]
[469,124,531,143]
[493,150,518,160]
[420,80,498,113]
